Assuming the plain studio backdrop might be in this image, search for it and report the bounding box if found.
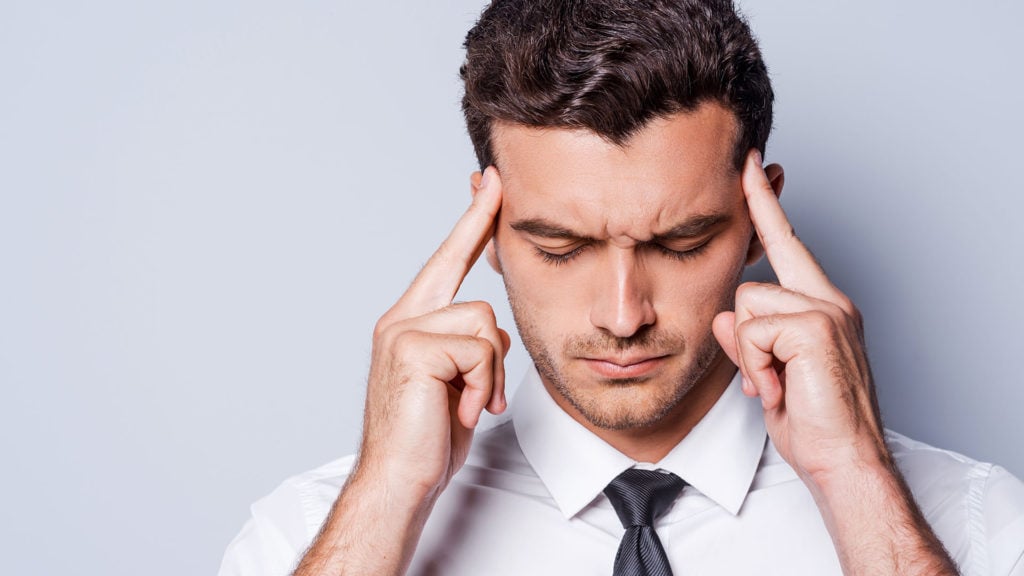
[1,1,1021,574]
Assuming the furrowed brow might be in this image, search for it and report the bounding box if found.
[653,214,730,241]
[509,218,592,241]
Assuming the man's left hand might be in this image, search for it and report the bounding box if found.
[712,150,959,575]
[712,149,887,486]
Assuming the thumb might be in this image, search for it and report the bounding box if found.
[713,311,757,398]
[712,311,739,367]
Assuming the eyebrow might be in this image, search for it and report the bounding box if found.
[651,213,731,241]
[509,213,730,242]
[509,218,589,240]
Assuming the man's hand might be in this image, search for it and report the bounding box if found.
[712,150,883,487]
[293,168,507,576]
[361,166,508,498]
[712,150,958,575]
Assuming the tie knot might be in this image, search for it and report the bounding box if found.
[604,468,687,529]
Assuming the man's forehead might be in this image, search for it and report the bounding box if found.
[491,102,739,178]
[491,104,743,239]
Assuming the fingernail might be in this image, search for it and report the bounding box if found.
[479,167,493,190]
[752,149,763,167]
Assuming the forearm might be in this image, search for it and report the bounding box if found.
[811,457,959,576]
[292,465,438,576]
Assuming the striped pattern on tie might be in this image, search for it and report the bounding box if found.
[603,468,687,576]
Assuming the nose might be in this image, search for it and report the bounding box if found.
[589,248,657,338]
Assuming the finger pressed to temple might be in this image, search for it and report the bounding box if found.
[741,150,839,304]
[399,167,503,316]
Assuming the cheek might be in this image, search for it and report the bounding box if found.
[650,244,748,314]
[654,261,737,309]
[498,243,573,307]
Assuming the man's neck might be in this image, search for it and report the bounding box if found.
[542,353,737,463]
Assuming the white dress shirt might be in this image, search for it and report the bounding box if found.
[220,368,1024,575]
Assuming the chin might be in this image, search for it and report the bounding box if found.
[564,380,695,431]
[534,342,722,432]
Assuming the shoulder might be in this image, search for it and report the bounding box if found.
[219,418,532,576]
[885,430,1024,576]
[885,429,1021,511]
[886,429,991,499]
[273,453,357,536]
[218,455,356,576]
[888,429,985,471]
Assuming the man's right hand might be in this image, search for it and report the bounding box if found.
[358,166,509,499]
[292,168,507,576]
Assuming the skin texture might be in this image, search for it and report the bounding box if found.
[291,104,959,576]
[488,106,762,461]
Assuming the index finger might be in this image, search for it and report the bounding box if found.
[742,150,838,302]
[399,167,502,315]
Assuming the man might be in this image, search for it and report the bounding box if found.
[220,1,1024,574]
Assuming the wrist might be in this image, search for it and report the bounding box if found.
[292,456,443,576]
[805,446,901,536]
[349,455,445,514]
[807,445,895,501]
[800,431,894,498]
[803,453,959,576]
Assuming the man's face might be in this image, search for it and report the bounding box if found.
[489,103,760,432]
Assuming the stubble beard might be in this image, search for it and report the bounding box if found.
[505,282,727,431]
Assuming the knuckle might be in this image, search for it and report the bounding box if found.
[374,316,418,351]
[389,329,423,355]
[843,300,864,328]
[827,297,862,330]
[833,293,856,315]
[452,301,499,334]
[471,335,496,357]
[735,316,762,340]
[735,281,779,307]
[851,308,865,332]
[735,319,752,341]
[373,312,396,340]
[372,320,395,348]
[805,309,836,334]
[463,300,496,321]
[460,338,496,374]
[735,281,757,301]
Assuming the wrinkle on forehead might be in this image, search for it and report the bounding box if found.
[583,188,729,246]
[493,103,742,241]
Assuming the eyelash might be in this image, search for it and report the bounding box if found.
[536,241,711,266]
[654,241,712,262]
[536,245,588,266]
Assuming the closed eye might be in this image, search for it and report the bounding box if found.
[535,239,712,266]
[535,244,590,266]
[648,239,712,261]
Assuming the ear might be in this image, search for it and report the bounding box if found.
[744,162,785,265]
[484,240,502,274]
[470,170,504,275]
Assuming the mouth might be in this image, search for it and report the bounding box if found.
[581,354,669,379]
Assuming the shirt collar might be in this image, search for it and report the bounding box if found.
[512,366,766,519]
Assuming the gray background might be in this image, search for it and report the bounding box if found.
[1,1,1021,574]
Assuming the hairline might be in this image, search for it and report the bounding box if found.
[488,101,745,179]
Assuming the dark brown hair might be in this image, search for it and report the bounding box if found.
[460,0,773,171]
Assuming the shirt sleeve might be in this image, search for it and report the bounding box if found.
[217,456,354,576]
[976,465,1024,576]
[217,478,315,576]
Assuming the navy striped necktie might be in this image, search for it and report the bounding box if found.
[604,468,687,576]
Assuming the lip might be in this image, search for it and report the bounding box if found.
[582,355,668,379]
